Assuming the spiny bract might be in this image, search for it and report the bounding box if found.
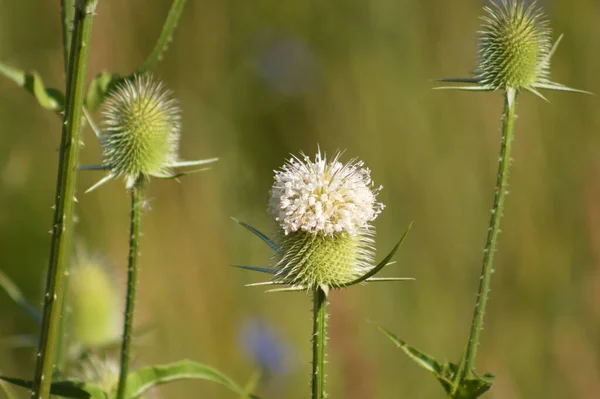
[268,151,383,289]
[101,74,181,188]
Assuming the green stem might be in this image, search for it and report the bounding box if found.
[31,1,97,398]
[312,286,328,399]
[453,88,518,392]
[135,0,187,74]
[116,179,145,399]
[60,0,74,73]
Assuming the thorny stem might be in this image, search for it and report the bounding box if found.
[135,0,187,74]
[452,88,518,393]
[31,1,98,398]
[312,286,328,399]
[116,179,144,399]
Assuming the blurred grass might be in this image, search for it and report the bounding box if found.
[1,0,599,398]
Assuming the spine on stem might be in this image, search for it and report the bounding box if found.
[312,286,328,399]
[31,1,98,398]
[116,179,144,399]
[453,88,518,391]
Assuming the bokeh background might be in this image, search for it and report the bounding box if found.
[1,0,599,398]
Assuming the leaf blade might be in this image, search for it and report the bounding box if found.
[124,360,257,399]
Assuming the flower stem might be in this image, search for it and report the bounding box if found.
[31,1,97,398]
[136,0,187,74]
[453,88,518,391]
[312,286,328,399]
[116,179,145,399]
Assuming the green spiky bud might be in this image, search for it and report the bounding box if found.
[268,152,384,290]
[67,256,121,347]
[477,0,552,91]
[101,74,181,188]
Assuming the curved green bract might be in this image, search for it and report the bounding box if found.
[121,360,257,399]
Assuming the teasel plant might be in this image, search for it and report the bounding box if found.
[0,0,256,398]
[379,1,591,398]
[235,150,413,399]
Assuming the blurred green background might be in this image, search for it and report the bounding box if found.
[1,0,599,398]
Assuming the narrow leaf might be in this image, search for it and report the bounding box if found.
[171,158,219,168]
[232,218,281,253]
[377,326,444,376]
[0,377,107,399]
[232,265,277,275]
[435,77,480,84]
[0,62,64,112]
[339,222,412,288]
[434,86,493,92]
[534,82,594,95]
[123,360,257,399]
[365,277,415,282]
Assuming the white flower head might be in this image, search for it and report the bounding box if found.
[269,151,384,237]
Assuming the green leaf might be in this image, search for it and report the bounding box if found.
[338,222,412,288]
[378,327,494,398]
[0,62,65,112]
[378,326,445,376]
[0,377,107,399]
[451,375,495,399]
[122,360,258,399]
[232,218,281,253]
[85,72,120,112]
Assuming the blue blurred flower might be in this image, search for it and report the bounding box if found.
[239,318,294,379]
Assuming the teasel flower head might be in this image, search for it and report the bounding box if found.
[234,150,413,293]
[67,253,121,348]
[436,0,591,100]
[82,74,218,192]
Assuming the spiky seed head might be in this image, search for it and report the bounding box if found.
[101,74,181,188]
[268,151,384,289]
[67,256,121,347]
[477,0,552,91]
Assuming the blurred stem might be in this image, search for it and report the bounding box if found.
[312,286,328,399]
[136,0,187,74]
[453,88,518,392]
[116,178,145,399]
[31,1,97,398]
[60,0,74,73]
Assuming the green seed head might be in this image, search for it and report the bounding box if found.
[101,75,181,188]
[269,152,384,289]
[477,0,552,91]
[68,257,121,347]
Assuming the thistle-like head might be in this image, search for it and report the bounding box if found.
[235,150,412,293]
[268,151,384,290]
[82,75,218,193]
[101,75,181,188]
[477,0,551,91]
[437,0,591,99]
